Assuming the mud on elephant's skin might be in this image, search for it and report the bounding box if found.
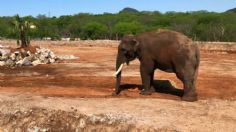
[114,29,200,102]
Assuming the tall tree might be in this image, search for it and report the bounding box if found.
[13,15,35,47]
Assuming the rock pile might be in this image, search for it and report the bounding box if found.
[0,48,77,67]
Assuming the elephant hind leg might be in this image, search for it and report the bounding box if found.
[175,63,198,102]
[150,71,155,89]
[181,78,198,102]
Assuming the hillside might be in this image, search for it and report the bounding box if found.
[119,7,139,13]
[226,7,236,13]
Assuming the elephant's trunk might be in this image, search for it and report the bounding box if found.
[114,49,125,95]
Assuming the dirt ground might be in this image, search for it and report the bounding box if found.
[0,40,236,131]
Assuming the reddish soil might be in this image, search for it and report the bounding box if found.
[0,41,236,101]
[1,41,236,131]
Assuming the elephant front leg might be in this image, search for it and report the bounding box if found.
[182,80,198,102]
[140,65,155,95]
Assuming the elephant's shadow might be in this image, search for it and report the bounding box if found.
[120,80,184,97]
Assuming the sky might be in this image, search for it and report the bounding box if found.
[0,0,236,17]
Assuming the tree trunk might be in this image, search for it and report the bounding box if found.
[20,28,28,48]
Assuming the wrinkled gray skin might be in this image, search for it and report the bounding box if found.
[114,30,200,102]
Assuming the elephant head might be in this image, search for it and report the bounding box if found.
[113,35,139,95]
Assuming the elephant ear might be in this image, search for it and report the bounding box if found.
[131,39,139,51]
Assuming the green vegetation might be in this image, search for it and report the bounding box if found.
[0,8,236,41]
[80,22,108,40]
[13,15,33,47]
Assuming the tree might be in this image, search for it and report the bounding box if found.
[113,21,144,39]
[37,16,59,40]
[80,22,108,40]
[13,15,36,48]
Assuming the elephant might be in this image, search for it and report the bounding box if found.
[113,30,200,102]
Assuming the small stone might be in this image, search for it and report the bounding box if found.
[14,51,20,56]
[10,53,16,61]
[0,61,5,66]
[32,60,41,66]
[22,57,31,65]
[49,58,55,63]
[27,126,40,132]
[49,52,56,58]
[15,55,22,61]
[28,54,36,62]
[27,51,31,56]
[1,53,10,61]
[41,128,48,132]
[108,121,113,125]
[5,59,14,66]
[79,118,86,128]
[14,110,20,115]
[16,60,23,66]
[0,48,10,56]
[29,109,33,113]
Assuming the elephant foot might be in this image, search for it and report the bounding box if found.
[140,87,155,95]
[182,93,198,102]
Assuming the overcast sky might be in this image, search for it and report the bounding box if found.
[0,0,236,17]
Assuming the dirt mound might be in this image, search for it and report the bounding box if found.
[0,94,235,132]
[0,108,161,132]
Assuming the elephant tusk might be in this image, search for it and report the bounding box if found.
[113,63,124,77]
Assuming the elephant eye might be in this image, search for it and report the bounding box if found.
[121,48,126,52]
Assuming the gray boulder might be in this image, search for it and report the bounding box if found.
[32,59,41,66]
[16,57,32,66]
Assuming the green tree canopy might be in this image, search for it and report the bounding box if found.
[113,21,144,39]
[0,8,236,41]
[80,22,108,40]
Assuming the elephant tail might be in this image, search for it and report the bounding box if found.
[195,45,200,69]
[193,44,200,88]
[193,44,200,70]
